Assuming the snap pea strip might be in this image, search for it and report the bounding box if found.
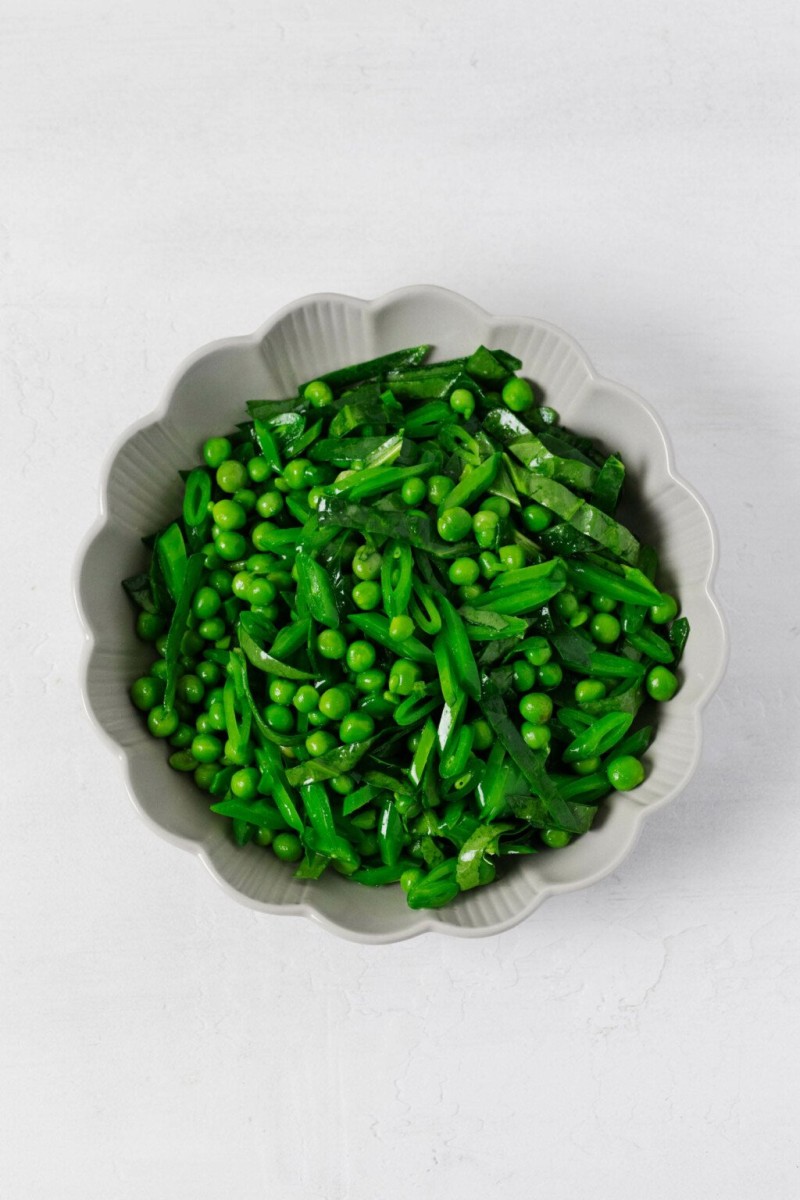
[125,340,689,910]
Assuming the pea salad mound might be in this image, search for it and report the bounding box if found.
[123,344,689,910]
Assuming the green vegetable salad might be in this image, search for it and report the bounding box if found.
[123,344,689,909]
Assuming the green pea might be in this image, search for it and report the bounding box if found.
[207,568,233,598]
[389,615,415,643]
[197,617,226,642]
[130,675,163,712]
[437,506,473,543]
[191,732,223,762]
[537,662,563,689]
[214,530,248,561]
[646,666,678,701]
[541,828,571,848]
[293,685,320,713]
[472,509,499,548]
[234,488,257,512]
[498,543,525,570]
[212,498,246,530]
[339,713,375,744]
[606,755,646,790]
[247,455,271,483]
[448,557,480,586]
[352,544,382,580]
[307,708,330,728]
[513,660,537,693]
[203,436,232,470]
[481,496,511,518]
[354,668,386,694]
[169,749,197,772]
[318,687,351,721]
[194,763,218,791]
[554,591,579,621]
[206,699,226,732]
[352,580,381,610]
[269,678,298,706]
[458,583,484,602]
[427,474,454,505]
[265,703,295,733]
[521,503,552,533]
[519,692,553,725]
[230,768,259,800]
[449,387,475,418]
[592,594,617,613]
[192,586,221,620]
[283,458,311,490]
[523,637,552,667]
[590,613,621,644]
[575,679,607,704]
[329,774,354,796]
[135,611,165,642]
[246,577,277,607]
[522,723,551,750]
[176,674,204,706]
[317,629,347,660]
[401,476,428,506]
[650,594,679,624]
[303,380,334,408]
[147,705,180,739]
[306,730,337,758]
[255,490,284,519]
[346,640,376,673]
[255,826,274,847]
[502,376,535,412]
[224,738,254,766]
[471,718,493,752]
[272,832,303,862]
[388,659,420,695]
[573,756,602,776]
[478,550,502,579]
[216,459,248,494]
[196,660,221,687]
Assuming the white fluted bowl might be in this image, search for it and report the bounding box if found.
[75,286,728,942]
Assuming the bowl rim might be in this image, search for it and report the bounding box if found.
[74,284,729,942]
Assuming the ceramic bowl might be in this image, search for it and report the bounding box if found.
[75,286,728,941]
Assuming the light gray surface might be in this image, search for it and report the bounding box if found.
[3,1,799,1197]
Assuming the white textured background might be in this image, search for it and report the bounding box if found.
[3,1,799,1197]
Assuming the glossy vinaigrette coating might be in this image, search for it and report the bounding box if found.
[122,344,689,909]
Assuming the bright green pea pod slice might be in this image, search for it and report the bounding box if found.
[349,613,435,665]
[252,418,283,473]
[562,712,634,762]
[238,611,316,680]
[269,618,311,662]
[381,540,413,618]
[310,345,430,393]
[669,616,691,662]
[302,826,361,875]
[468,578,566,616]
[342,783,380,817]
[565,561,663,607]
[456,822,514,891]
[299,782,337,839]
[156,522,188,603]
[465,345,513,382]
[590,454,625,514]
[410,718,438,787]
[222,676,252,757]
[626,627,674,664]
[378,797,404,867]
[433,634,458,708]
[438,452,501,514]
[438,595,481,701]
[476,743,511,822]
[440,724,475,780]
[403,400,460,438]
[182,467,212,528]
[410,578,443,635]
[393,692,440,728]
[490,558,566,591]
[406,859,460,909]
[352,862,416,887]
[296,556,339,629]
[210,798,289,829]
[162,551,204,710]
